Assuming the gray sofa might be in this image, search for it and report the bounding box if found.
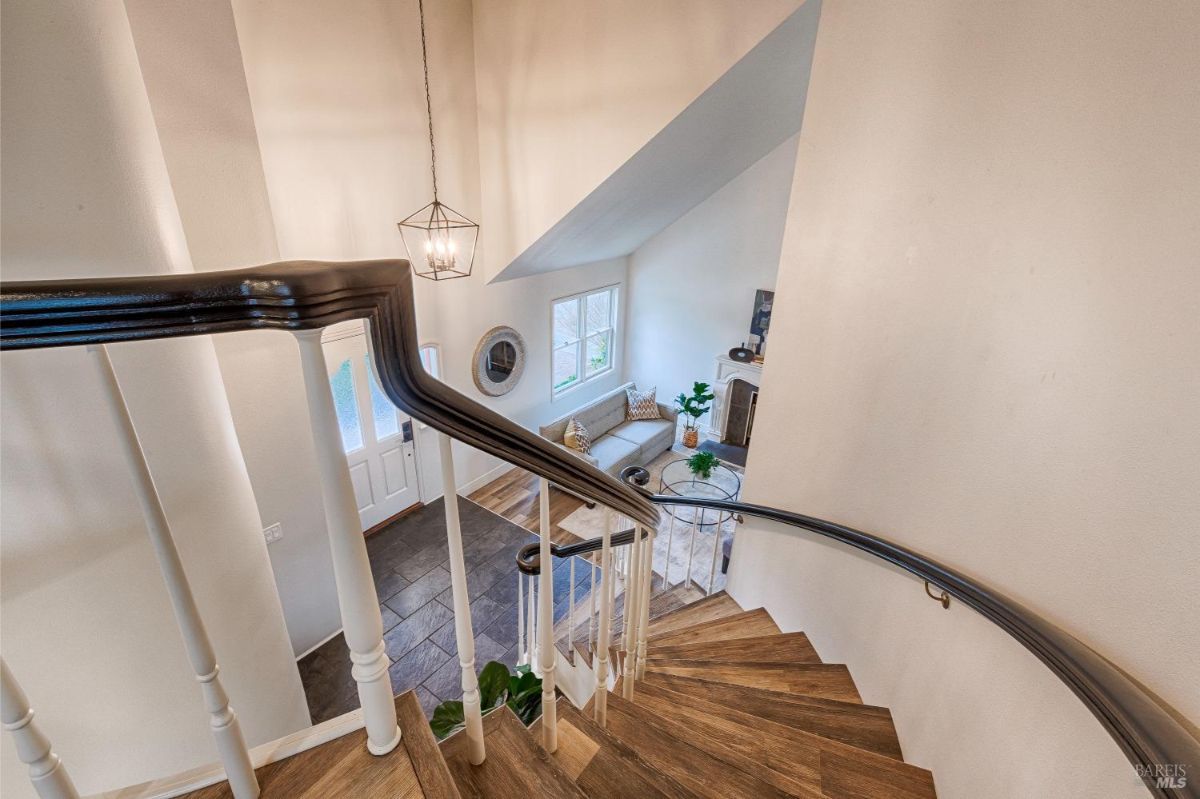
[539,382,676,477]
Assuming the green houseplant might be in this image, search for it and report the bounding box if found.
[686,450,721,480]
[429,661,542,741]
[674,381,716,448]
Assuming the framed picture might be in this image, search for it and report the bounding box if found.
[748,289,773,357]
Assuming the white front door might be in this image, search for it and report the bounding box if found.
[323,325,420,530]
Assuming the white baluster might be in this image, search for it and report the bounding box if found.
[708,508,722,594]
[663,512,676,588]
[437,434,486,764]
[593,506,613,726]
[588,561,597,653]
[621,523,642,700]
[567,557,576,663]
[685,511,699,590]
[537,478,558,751]
[636,526,654,680]
[294,332,400,757]
[527,576,537,671]
[88,345,259,797]
[516,570,526,667]
[1,659,79,799]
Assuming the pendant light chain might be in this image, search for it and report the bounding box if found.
[397,0,478,281]
[418,0,438,201]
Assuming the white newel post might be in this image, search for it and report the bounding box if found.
[594,507,614,725]
[294,332,400,757]
[437,433,486,764]
[537,478,558,751]
[621,522,642,700]
[636,526,654,680]
[1,659,78,799]
[87,345,259,797]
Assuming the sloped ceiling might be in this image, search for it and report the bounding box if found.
[473,0,812,281]
[488,0,822,281]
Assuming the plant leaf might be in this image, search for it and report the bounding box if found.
[478,661,510,710]
[430,701,465,740]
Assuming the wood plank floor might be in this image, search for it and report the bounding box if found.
[467,467,588,546]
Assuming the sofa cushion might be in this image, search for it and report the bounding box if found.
[587,390,629,439]
[587,434,640,473]
[608,418,673,450]
[563,417,591,453]
[539,381,637,443]
[626,386,660,420]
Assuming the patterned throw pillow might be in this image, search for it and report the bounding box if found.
[563,417,591,454]
[626,386,659,421]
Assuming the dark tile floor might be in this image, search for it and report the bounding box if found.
[297,496,589,723]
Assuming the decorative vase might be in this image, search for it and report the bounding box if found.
[682,428,699,448]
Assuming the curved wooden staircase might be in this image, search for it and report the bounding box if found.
[444,591,937,799]
[184,591,935,798]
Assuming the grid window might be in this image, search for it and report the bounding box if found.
[552,286,617,395]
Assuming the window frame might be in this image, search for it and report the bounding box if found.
[550,285,619,398]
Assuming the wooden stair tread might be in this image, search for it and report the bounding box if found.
[182,695,423,798]
[647,632,821,665]
[602,691,797,799]
[641,671,903,760]
[396,690,461,799]
[632,680,935,798]
[645,591,743,638]
[529,698,697,798]
[573,639,592,668]
[439,706,586,799]
[649,608,780,647]
[647,660,863,703]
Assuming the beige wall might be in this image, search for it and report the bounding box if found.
[471,0,801,277]
[0,1,309,796]
[625,135,798,419]
[728,1,1200,796]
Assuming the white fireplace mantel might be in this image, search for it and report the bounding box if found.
[710,355,763,441]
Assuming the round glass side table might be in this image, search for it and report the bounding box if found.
[657,458,742,528]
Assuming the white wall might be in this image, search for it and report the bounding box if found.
[428,256,631,486]
[472,0,803,278]
[624,135,798,421]
[0,1,310,796]
[230,0,636,505]
[124,0,342,659]
[728,2,1200,797]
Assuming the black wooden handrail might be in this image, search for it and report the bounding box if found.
[3,260,1194,797]
[607,466,1198,799]
[0,259,658,528]
[515,526,647,575]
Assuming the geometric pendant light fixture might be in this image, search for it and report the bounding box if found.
[398,0,479,280]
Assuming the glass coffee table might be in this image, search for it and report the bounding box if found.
[658,457,742,528]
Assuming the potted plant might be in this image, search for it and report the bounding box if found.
[686,450,721,480]
[674,381,715,448]
[429,661,542,740]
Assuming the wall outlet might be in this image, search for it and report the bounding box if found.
[263,523,283,545]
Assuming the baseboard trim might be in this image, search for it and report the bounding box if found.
[294,625,345,662]
[458,462,516,496]
[91,707,366,799]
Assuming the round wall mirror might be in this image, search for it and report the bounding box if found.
[472,326,526,396]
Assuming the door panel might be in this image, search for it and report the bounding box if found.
[349,461,375,513]
[323,327,420,530]
[381,446,409,497]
